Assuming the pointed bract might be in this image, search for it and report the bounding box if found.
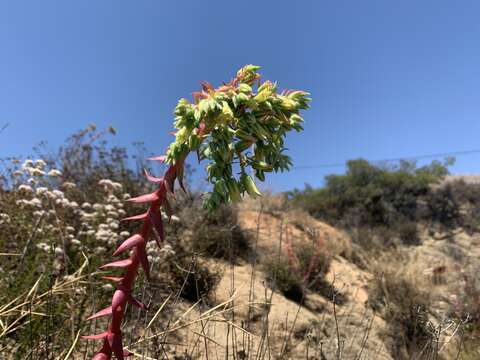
[144,169,164,183]
[87,306,113,320]
[113,234,144,256]
[147,155,167,162]
[100,259,133,269]
[122,212,148,222]
[127,192,159,204]
[82,332,109,340]
[102,276,124,283]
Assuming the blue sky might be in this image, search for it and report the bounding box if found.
[1,1,480,191]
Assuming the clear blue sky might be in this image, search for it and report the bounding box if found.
[1,1,480,191]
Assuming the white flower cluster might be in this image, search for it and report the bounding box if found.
[98,179,122,192]
[74,179,130,249]
[145,241,176,264]
[0,213,11,224]
[11,161,176,265]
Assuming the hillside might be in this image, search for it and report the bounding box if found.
[147,195,478,359]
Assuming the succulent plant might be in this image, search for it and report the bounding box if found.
[82,65,310,359]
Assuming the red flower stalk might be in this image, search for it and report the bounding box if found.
[82,157,185,359]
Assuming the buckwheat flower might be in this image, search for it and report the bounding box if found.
[123,193,131,200]
[27,177,37,185]
[33,210,45,217]
[29,198,42,208]
[81,213,95,221]
[94,246,106,254]
[36,187,49,195]
[171,215,181,223]
[107,211,118,218]
[120,231,130,238]
[93,203,103,211]
[81,202,92,209]
[67,234,75,240]
[16,199,28,206]
[36,243,50,252]
[18,184,33,193]
[0,213,11,224]
[13,170,23,177]
[118,209,126,216]
[66,226,75,233]
[34,159,46,168]
[71,239,81,246]
[54,247,64,256]
[47,169,62,177]
[63,182,76,189]
[98,224,109,231]
[107,194,119,203]
[160,244,175,256]
[68,201,79,209]
[104,204,115,212]
[112,182,122,191]
[52,189,64,198]
[30,168,45,176]
[22,159,34,167]
[102,283,114,291]
[86,229,95,236]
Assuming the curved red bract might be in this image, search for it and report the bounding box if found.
[82,157,184,359]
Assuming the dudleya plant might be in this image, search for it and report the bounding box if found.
[83,65,310,359]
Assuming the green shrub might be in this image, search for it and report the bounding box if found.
[177,195,251,262]
[262,240,332,303]
[262,254,305,302]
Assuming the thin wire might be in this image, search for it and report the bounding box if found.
[292,149,480,170]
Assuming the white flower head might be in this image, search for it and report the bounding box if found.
[34,159,46,169]
[18,184,33,193]
[36,187,49,195]
[47,169,62,177]
[62,182,76,189]
[54,247,64,256]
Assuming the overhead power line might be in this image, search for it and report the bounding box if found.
[292,149,480,170]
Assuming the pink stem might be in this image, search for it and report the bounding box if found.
[83,159,183,360]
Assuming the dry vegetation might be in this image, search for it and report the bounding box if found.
[1,127,480,359]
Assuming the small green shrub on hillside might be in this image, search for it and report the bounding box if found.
[263,240,332,303]
[178,195,251,262]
